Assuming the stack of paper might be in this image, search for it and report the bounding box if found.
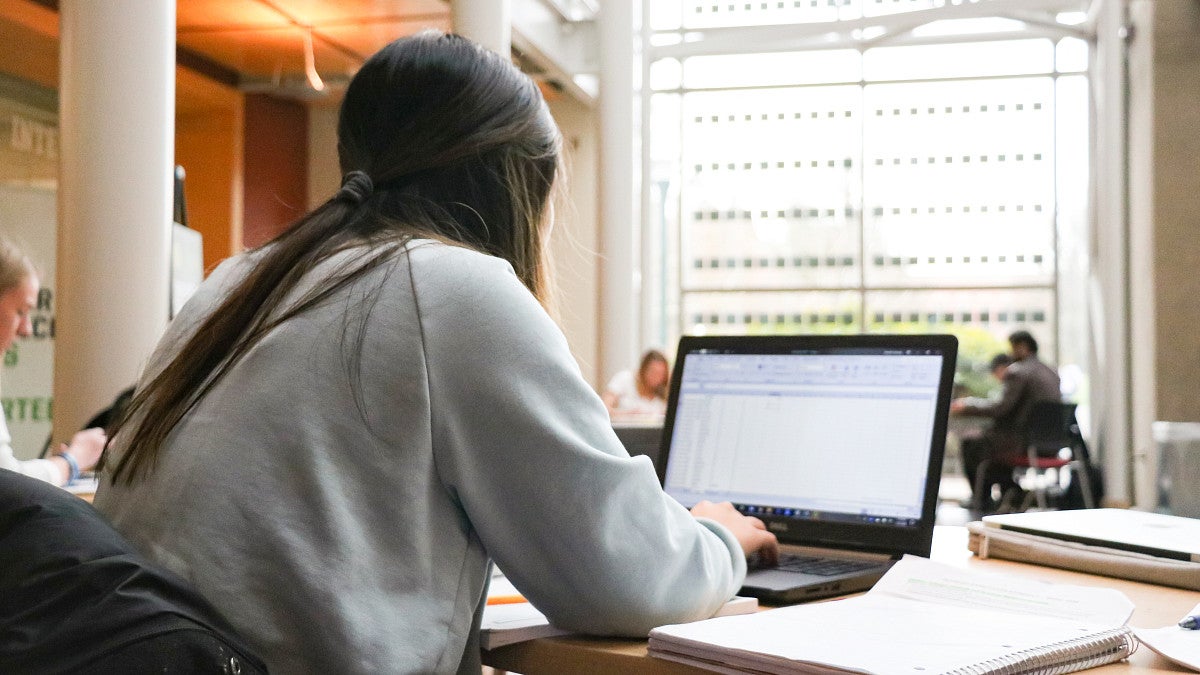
[649,556,1135,674]
[481,568,758,650]
[1134,601,1200,673]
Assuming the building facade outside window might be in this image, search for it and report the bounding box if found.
[644,0,1092,408]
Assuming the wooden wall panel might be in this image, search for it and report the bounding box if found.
[243,93,308,248]
[176,94,243,273]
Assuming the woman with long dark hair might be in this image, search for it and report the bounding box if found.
[96,32,775,673]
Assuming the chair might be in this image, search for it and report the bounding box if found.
[1009,401,1096,511]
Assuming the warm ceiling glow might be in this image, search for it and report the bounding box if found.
[303,28,324,92]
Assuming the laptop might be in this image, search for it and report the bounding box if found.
[982,509,1200,562]
[657,333,958,603]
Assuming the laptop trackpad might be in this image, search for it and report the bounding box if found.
[740,565,888,602]
[743,568,828,590]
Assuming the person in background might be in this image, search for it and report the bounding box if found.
[95,32,776,674]
[603,348,670,419]
[0,236,105,486]
[951,330,1061,510]
[986,352,1012,386]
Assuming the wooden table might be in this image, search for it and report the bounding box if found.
[481,526,1200,674]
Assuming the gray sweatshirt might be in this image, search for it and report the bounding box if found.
[96,241,745,674]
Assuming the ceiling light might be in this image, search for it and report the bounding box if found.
[303,28,324,92]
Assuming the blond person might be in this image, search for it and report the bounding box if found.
[603,348,671,418]
[0,238,105,486]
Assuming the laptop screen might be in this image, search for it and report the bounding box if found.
[658,335,956,555]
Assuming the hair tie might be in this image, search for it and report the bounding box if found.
[336,170,374,204]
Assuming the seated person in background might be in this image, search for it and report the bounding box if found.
[0,237,105,486]
[603,348,670,419]
[951,330,1061,509]
[987,352,1013,383]
[0,470,266,673]
[95,32,776,674]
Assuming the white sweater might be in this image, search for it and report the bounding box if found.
[0,413,59,485]
[96,241,745,674]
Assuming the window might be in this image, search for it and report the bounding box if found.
[645,0,1092,399]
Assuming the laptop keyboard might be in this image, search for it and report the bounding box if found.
[773,554,880,576]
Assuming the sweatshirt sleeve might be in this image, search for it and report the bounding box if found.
[409,245,745,637]
[0,418,60,485]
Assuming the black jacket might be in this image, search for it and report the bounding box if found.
[0,469,266,673]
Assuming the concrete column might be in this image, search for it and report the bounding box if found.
[451,0,511,55]
[1125,0,1154,508]
[56,0,174,434]
[1127,0,1200,508]
[1088,0,1132,505]
[597,0,639,383]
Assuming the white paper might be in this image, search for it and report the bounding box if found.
[482,567,758,649]
[63,476,99,494]
[874,554,1134,625]
[650,556,1135,675]
[480,603,567,649]
[1133,602,1200,672]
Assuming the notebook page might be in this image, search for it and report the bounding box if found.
[872,555,1134,624]
[651,594,1129,675]
[650,557,1135,674]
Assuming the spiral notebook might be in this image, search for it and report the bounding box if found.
[648,556,1136,675]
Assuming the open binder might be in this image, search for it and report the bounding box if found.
[648,556,1136,675]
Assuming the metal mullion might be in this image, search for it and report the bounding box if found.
[1052,41,1063,367]
[674,90,686,342]
[856,65,867,334]
[680,284,1058,294]
[654,0,1089,55]
[653,27,1082,59]
[655,70,1060,97]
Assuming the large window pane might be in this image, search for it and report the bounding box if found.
[647,9,1091,420]
[680,0,861,28]
[863,77,1056,288]
[683,50,861,89]
[864,40,1054,81]
[680,86,861,291]
[683,290,863,336]
[865,288,1056,395]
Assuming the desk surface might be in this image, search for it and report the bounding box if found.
[481,525,1199,674]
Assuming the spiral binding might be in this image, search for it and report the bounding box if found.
[942,626,1136,675]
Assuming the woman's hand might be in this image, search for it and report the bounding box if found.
[62,427,107,472]
[691,500,779,567]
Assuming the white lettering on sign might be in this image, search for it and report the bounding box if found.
[9,113,58,160]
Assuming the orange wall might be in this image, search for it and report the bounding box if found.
[175,89,243,273]
[243,93,308,248]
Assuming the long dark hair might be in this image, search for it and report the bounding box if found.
[107,31,561,484]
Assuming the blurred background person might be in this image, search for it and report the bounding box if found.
[603,348,670,420]
[951,330,1060,511]
[985,352,1012,388]
[0,236,105,486]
